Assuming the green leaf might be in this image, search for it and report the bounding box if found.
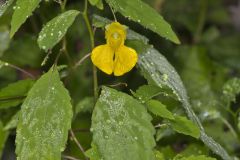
[0,26,10,57]
[96,0,103,10]
[91,87,156,160]
[0,0,14,17]
[2,35,44,67]
[174,155,216,160]
[10,0,41,37]
[85,144,101,160]
[37,10,79,51]
[155,151,165,160]
[88,0,99,5]
[222,78,240,104]
[0,79,34,109]
[146,100,174,120]
[4,111,19,130]
[170,116,200,139]
[105,0,180,44]
[75,97,94,115]
[16,68,73,159]
[137,37,231,160]
[132,84,177,103]
[91,15,232,160]
[0,121,9,157]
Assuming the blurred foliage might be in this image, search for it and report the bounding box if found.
[0,0,240,159]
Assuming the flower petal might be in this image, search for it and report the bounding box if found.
[113,45,138,76]
[91,44,114,75]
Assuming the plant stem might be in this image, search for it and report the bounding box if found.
[82,0,98,102]
[70,130,88,160]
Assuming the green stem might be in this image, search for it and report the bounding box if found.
[220,117,238,139]
[82,0,98,102]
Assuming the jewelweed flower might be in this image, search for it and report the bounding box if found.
[91,22,138,76]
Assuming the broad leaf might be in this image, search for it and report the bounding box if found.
[0,0,14,17]
[38,10,79,51]
[0,79,34,109]
[91,15,232,160]
[105,0,180,44]
[91,87,156,160]
[146,100,174,120]
[85,144,101,160]
[170,116,200,139]
[10,0,41,37]
[16,68,73,159]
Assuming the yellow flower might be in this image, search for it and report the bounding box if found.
[91,22,138,76]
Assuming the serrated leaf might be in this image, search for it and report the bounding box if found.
[0,79,34,109]
[91,87,156,160]
[222,78,240,104]
[37,10,79,51]
[91,15,232,160]
[170,116,200,139]
[136,32,231,160]
[146,100,174,120]
[16,68,73,160]
[10,0,41,37]
[0,121,9,157]
[105,0,180,44]
[174,155,216,160]
[0,0,14,17]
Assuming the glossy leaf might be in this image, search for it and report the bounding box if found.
[0,79,34,109]
[105,0,180,44]
[10,0,41,37]
[16,68,73,159]
[91,87,156,160]
[146,100,174,120]
[170,116,200,139]
[37,10,79,51]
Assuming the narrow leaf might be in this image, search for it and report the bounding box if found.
[16,68,73,159]
[105,0,180,44]
[91,87,156,160]
[170,116,200,139]
[0,79,34,109]
[37,10,79,51]
[10,0,41,37]
[146,100,174,120]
